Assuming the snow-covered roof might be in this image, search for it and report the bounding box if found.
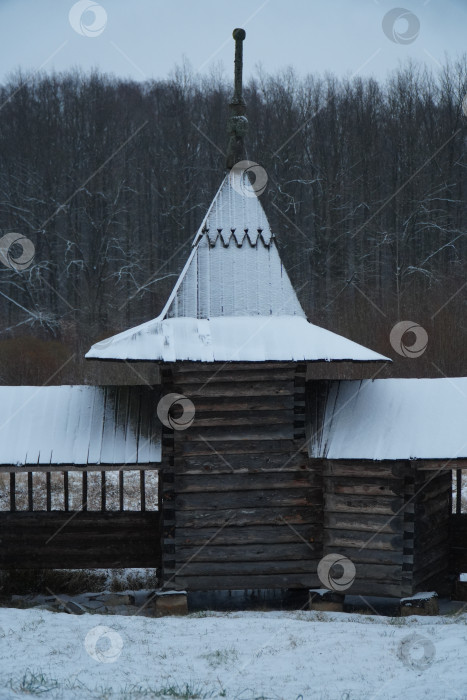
[308,378,467,460]
[0,385,161,466]
[87,170,388,363]
[85,316,387,362]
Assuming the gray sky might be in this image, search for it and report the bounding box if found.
[0,0,465,85]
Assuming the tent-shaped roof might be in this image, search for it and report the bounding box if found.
[308,378,467,460]
[86,170,388,363]
[0,385,161,466]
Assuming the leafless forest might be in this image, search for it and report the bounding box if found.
[0,57,466,384]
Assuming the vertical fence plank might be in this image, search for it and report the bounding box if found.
[82,471,88,511]
[10,472,15,512]
[101,471,106,511]
[119,471,124,511]
[28,472,33,511]
[64,471,69,512]
[457,469,462,515]
[140,470,146,512]
[46,472,51,511]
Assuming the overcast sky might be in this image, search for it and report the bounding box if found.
[0,0,465,85]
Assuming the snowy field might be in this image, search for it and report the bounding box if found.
[1,608,467,699]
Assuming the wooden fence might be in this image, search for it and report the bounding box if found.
[0,466,162,570]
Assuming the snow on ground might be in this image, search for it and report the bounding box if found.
[1,608,467,699]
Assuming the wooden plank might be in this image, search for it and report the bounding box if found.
[324,512,404,534]
[324,529,403,552]
[325,493,402,515]
[174,472,320,493]
[172,361,297,373]
[64,471,69,512]
[174,575,402,597]
[46,472,51,512]
[10,472,15,512]
[0,465,157,473]
[172,369,296,383]
[177,560,322,575]
[177,425,294,441]
[175,488,323,510]
[175,439,305,456]
[175,452,313,474]
[174,524,322,546]
[324,477,404,498]
[324,462,408,479]
[321,545,403,566]
[119,471,124,511]
[185,395,295,412]
[27,472,33,512]
[193,410,294,427]
[417,459,467,470]
[177,506,323,528]
[177,381,295,398]
[140,470,146,512]
[101,471,106,511]
[176,543,317,563]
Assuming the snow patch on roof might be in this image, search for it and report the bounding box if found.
[309,378,467,460]
[0,386,161,466]
[86,316,388,362]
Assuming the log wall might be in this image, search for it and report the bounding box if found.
[161,362,323,590]
[322,460,409,598]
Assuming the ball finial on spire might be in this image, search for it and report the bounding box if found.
[232,28,246,41]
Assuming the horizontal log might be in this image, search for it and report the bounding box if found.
[188,395,296,411]
[178,425,294,441]
[175,381,295,398]
[324,462,408,479]
[175,452,314,474]
[174,574,401,597]
[321,544,403,566]
[177,506,323,528]
[174,524,322,546]
[171,362,298,372]
[324,477,404,498]
[176,559,322,576]
[172,369,296,383]
[175,439,305,456]
[193,409,294,428]
[324,529,403,552]
[175,488,323,510]
[175,542,318,563]
[325,493,402,516]
[416,459,467,470]
[174,472,320,493]
[324,512,404,534]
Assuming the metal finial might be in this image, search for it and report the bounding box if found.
[226,28,248,170]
